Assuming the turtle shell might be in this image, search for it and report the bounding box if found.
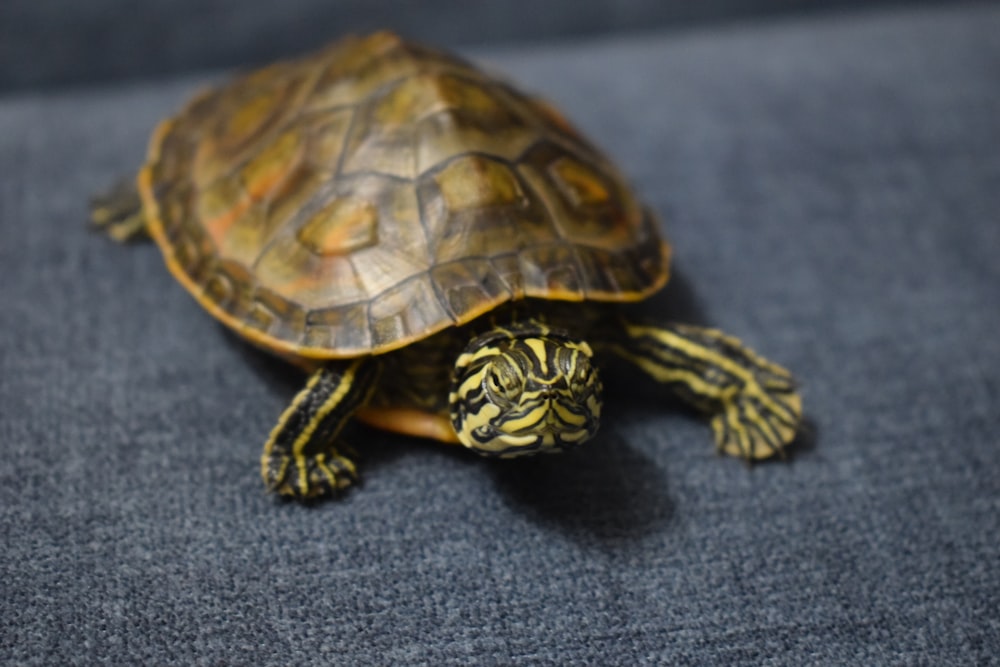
[139,31,670,359]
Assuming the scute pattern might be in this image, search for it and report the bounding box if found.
[141,31,670,358]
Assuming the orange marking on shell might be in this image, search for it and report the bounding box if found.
[198,130,304,247]
[550,157,610,206]
[435,155,524,210]
[296,197,379,256]
[204,197,252,248]
[241,129,304,201]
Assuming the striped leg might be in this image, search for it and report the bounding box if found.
[89,177,149,242]
[614,321,802,460]
[262,359,379,499]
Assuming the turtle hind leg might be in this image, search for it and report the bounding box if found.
[262,359,380,500]
[613,320,802,461]
[89,177,149,242]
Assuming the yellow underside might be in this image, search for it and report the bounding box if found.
[355,407,461,445]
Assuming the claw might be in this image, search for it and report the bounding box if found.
[263,450,359,499]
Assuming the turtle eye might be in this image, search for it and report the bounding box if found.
[569,355,597,395]
[483,358,523,407]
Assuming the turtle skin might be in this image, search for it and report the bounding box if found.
[139,31,668,360]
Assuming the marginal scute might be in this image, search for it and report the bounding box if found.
[143,32,670,358]
[246,299,276,334]
[204,271,235,307]
[170,223,216,288]
[368,274,451,348]
[156,192,192,244]
[248,287,306,339]
[430,258,512,321]
[211,260,256,312]
[490,254,526,299]
[572,246,643,296]
[304,302,371,352]
[519,244,584,298]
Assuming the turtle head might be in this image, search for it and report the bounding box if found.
[449,323,603,457]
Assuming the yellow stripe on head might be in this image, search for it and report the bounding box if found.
[449,321,602,457]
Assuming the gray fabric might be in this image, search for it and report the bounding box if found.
[0,0,963,92]
[3,4,999,664]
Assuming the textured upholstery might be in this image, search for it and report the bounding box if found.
[0,0,960,91]
[2,4,998,664]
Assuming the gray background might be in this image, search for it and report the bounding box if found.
[2,2,999,664]
[0,0,966,92]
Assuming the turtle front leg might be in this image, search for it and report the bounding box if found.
[89,177,149,242]
[612,321,802,460]
[262,359,380,499]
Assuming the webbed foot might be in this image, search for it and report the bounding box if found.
[89,177,148,242]
[615,320,802,460]
[707,365,801,460]
[263,447,359,499]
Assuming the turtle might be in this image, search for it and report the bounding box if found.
[91,31,802,500]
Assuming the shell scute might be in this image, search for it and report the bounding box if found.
[304,302,371,351]
[368,273,452,349]
[430,258,513,322]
